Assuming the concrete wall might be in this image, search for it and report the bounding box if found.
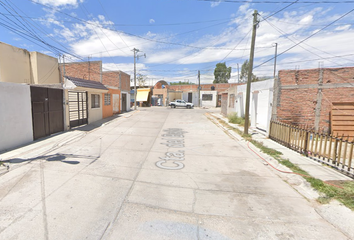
[0,82,33,152]
[221,93,228,116]
[30,52,60,84]
[182,91,199,106]
[0,42,32,84]
[201,91,217,108]
[227,86,237,115]
[88,91,103,124]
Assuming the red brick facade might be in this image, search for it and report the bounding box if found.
[274,67,354,132]
[60,61,130,92]
[60,61,102,82]
[101,71,130,91]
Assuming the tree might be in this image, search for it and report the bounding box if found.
[137,73,147,87]
[240,60,259,82]
[213,62,231,83]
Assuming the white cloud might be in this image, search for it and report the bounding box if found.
[335,25,351,31]
[103,63,146,74]
[33,0,81,7]
[211,1,221,8]
[149,19,155,24]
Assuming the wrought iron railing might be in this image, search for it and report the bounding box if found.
[269,120,354,177]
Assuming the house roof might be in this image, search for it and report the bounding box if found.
[65,76,108,90]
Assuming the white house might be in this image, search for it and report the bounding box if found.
[233,79,274,134]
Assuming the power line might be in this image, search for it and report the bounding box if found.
[262,18,351,67]
[254,8,354,69]
[199,0,354,3]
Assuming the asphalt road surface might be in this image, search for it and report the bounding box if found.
[0,107,349,239]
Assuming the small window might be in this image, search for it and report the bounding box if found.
[202,94,213,101]
[91,94,100,108]
[104,93,111,106]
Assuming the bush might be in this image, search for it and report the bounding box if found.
[227,113,245,126]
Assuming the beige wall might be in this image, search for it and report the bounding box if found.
[30,52,60,84]
[88,91,103,124]
[0,42,32,83]
[0,42,60,85]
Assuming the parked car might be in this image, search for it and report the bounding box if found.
[169,99,194,109]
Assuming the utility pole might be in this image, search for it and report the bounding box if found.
[198,70,201,107]
[244,10,259,135]
[133,48,146,110]
[273,43,278,80]
[237,63,240,83]
[133,48,139,110]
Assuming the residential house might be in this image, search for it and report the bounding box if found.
[0,42,63,151]
[225,79,274,134]
[169,83,240,107]
[61,61,131,121]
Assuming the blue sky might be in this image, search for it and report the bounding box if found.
[1,0,354,84]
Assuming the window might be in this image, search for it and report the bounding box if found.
[104,93,111,106]
[91,94,100,108]
[202,94,213,101]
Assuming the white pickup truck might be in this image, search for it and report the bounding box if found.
[169,99,194,109]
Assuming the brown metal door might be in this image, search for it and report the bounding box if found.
[31,86,64,140]
[68,91,88,128]
[122,93,127,112]
[188,92,192,103]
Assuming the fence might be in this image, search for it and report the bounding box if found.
[269,120,354,177]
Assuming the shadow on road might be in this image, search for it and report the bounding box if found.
[3,153,97,165]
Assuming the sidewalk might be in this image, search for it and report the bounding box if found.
[210,113,352,182]
[0,111,135,175]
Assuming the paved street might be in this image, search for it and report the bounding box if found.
[0,107,349,240]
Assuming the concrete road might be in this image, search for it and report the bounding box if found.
[0,108,349,239]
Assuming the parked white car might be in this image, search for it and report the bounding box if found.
[169,99,194,109]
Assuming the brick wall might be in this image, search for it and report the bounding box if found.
[60,61,102,82]
[120,71,131,92]
[60,61,130,92]
[275,67,354,132]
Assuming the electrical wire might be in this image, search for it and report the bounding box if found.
[200,0,354,3]
[254,8,354,69]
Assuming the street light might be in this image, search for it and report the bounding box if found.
[133,48,146,110]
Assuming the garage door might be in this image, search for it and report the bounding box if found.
[31,86,64,140]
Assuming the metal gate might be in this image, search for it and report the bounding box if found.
[68,91,88,128]
[122,93,127,112]
[31,86,64,140]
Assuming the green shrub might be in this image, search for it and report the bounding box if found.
[228,113,246,126]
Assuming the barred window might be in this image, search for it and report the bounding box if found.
[202,94,213,101]
[104,93,111,105]
[91,94,100,108]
